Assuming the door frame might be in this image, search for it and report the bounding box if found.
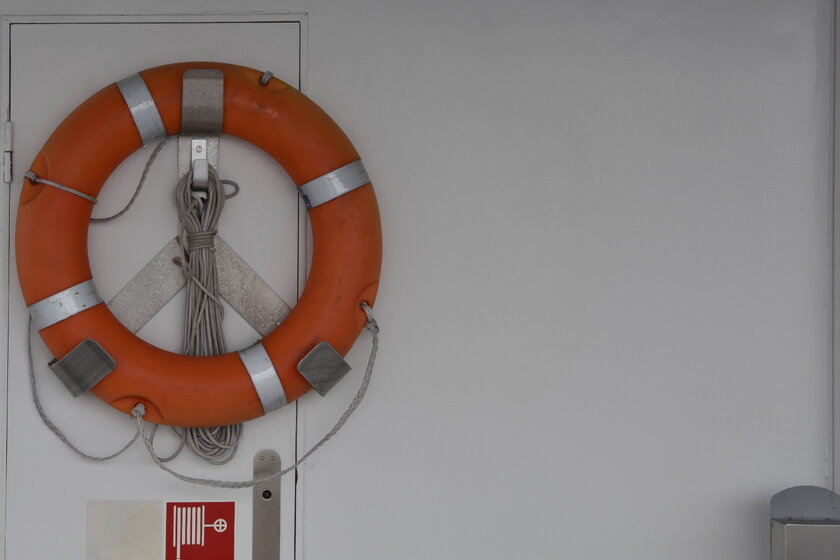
[833,0,839,491]
[0,12,309,560]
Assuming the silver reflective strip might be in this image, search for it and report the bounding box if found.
[28,279,103,331]
[238,342,288,413]
[299,160,370,209]
[116,73,166,145]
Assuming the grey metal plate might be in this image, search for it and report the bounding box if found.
[107,238,185,333]
[253,449,281,560]
[216,237,292,336]
[297,341,351,396]
[772,521,840,560]
[48,339,115,397]
[177,136,219,181]
[180,69,224,134]
[107,236,291,336]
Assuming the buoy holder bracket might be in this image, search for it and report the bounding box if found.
[178,68,223,188]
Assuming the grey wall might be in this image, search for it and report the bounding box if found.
[1,1,833,559]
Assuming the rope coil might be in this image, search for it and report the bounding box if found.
[173,161,242,464]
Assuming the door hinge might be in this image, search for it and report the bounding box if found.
[2,121,12,184]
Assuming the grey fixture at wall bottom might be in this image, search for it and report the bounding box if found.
[771,486,840,559]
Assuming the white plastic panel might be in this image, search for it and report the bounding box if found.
[5,18,305,560]
[295,2,832,560]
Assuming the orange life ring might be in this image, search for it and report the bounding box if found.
[16,62,382,427]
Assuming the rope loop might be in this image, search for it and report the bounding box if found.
[221,179,240,199]
[361,301,379,333]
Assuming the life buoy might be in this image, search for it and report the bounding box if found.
[16,62,382,427]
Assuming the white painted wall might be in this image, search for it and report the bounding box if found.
[0,1,833,559]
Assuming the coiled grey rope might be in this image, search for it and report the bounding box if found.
[168,162,243,464]
[134,303,379,488]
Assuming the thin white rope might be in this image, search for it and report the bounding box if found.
[24,140,168,459]
[27,317,141,461]
[91,136,170,222]
[24,171,98,203]
[89,137,236,223]
[133,304,379,488]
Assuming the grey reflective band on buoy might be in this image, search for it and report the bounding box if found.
[28,279,103,331]
[298,160,370,209]
[116,73,166,146]
[238,342,288,413]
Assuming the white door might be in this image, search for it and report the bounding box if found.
[4,16,306,559]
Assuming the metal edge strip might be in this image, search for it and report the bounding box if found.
[28,279,103,331]
[116,73,166,146]
[833,0,840,492]
[298,160,370,209]
[238,342,288,414]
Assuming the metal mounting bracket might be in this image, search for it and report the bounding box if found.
[178,69,223,188]
[253,449,281,560]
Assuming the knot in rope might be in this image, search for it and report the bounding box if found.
[361,301,379,333]
[186,231,217,251]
